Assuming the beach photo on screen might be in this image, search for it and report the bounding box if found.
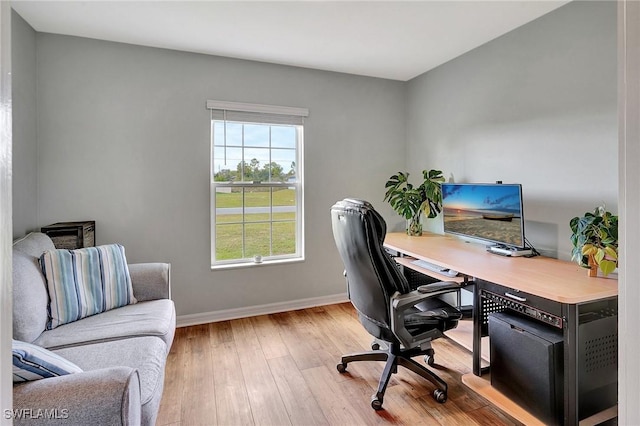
[442,184,524,247]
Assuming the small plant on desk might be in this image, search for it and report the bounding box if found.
[569,205,618,277]
[384,169,444,236]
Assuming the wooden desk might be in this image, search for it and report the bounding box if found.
[384,232,618,425]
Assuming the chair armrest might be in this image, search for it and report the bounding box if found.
[390,282,461,349]
[12,367,141,425]
[129,263,171,301]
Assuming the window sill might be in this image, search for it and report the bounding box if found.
[211,257,305,271]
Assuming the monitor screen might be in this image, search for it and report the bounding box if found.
[441,183,525,249]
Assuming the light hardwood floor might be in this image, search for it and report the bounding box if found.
[156,302,521,426]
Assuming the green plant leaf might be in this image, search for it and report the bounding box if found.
[594,248,605,263]
[604,246,618,260]
[599,259,617,276]
[569,217,579,233]
[385,169,444,220]
[581,244,596,256]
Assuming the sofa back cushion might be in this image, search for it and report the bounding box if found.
[12,233,55,342]
[13,232,56,257]
[40,244,137,329]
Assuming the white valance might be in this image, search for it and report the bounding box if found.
[206,100,308,125]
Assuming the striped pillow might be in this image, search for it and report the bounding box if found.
[13,339,83,382]
[40,244,137,329]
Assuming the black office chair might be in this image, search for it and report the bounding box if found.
[330,198,463,410]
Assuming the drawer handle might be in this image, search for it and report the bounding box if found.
[504,292,527,302]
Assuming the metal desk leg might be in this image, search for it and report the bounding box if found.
[472,283,483,376]
[563,304,578,425]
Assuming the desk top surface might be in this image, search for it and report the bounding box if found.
[384,232,618,304]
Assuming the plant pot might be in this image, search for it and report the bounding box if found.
[587,255,598,277]
[587,254,618,277]
[407,216,422,236]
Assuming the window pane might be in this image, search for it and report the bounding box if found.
[213,122,225,146]
[216,223,243,260]
[215,189,241,223]
[244,188,271,223]
[213,147,243,181]
[244,124,269,148]
[272,221,296,256]
[271,149,297,182]
[271,126,296,149]
[215,122,242,147]
[245,223,271,257]
[273,188,296,221]
[241,148,270,182]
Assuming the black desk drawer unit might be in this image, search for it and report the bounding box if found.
[41,221,95,249]
[489,312,564,425]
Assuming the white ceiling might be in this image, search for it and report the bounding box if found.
[12,1,569,81]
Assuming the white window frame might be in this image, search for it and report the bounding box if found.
[208,100,308,269]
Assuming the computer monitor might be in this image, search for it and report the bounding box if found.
[441,183,526,249]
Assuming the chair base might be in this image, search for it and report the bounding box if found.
[337,342,448,410]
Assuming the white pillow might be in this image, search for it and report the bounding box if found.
[40,244,137,329]
[13,340,82,382]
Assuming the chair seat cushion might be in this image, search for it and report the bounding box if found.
[405,298,462,333]
[358,297,462,343]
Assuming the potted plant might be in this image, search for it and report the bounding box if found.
[569,205,618,277]
[384,169,445,236]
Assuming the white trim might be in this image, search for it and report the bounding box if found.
[176,293,348,327]
[211,256,304,271]
[210,113,304,267]
[618,1,640,423]
[206,100,309,117]
[0,1,11,420]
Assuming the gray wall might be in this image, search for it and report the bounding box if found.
[11,11,37,238]
[12,0,617,318]
[406,1,617,259]
[33,34,406,316]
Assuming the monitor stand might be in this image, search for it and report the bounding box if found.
[487,245,533,257]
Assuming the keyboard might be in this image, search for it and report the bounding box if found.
[410,259,459,277]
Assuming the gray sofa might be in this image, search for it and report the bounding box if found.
[12,232,176,425]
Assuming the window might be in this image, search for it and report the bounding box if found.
[208,100,308,267]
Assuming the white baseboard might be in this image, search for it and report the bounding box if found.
[176,293,349,327]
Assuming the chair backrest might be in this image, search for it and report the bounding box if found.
[330,199,411,331]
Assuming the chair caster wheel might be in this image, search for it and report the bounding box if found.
[371,394,384,410]
[424,348,435,366]
[336,363,347,373]
[371,342,380,350]
[433,389,447,403]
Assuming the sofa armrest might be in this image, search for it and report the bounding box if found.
[12,367,141,425]
[128,263,171,301]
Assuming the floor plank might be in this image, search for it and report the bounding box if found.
[180,325,217,425]
[210,340,253,426]
[157,302,522,426]
[231,318,292,426]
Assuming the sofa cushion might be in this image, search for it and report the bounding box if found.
[54,336,166,425]
[13,232,55,257]
[40,244,137,329]
[33,299,176,351]
[12,251,49,343]
[13,340,83,382]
